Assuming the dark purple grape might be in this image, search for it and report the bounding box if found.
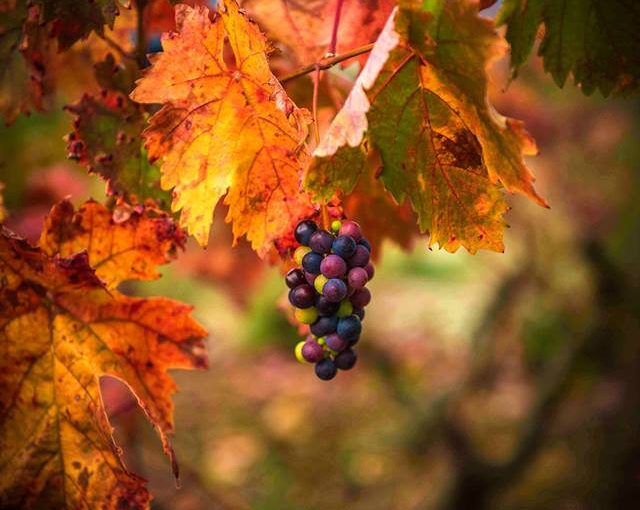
[309,230,334,254]
[323,278,348,303]
[294,220,317,245]
[302,340,324,363]
[288,284,315,308]
[339,220,363,242]
[310,315,338,336]
[316,295,340,316]
[332,235,357,259]
[285,268,306,289]
[359,238,371,251]
[315,359,337,380]
[325,333,348,352]
[304,271,318,286]
[347,244,370,268]
[337,315,362,342]
[350,287,371,308]
[335,349,357,370]
[364,262,375,281]
[302,251,323,274]
[320,254,347,279]
[347,267,368,289]
[353,307,365,321]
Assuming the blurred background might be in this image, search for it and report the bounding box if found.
[2,5,640,510]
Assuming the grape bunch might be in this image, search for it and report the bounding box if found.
[286,218,374,381]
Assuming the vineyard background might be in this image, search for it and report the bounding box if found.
[2,2,640,510]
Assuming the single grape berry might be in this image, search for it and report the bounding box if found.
[305,271,318,286]
[339,220,363,242]
[285,268,306,289]
[288,284,315,308]
[301,340,324,363]
[309,230,334,254]
[347,267,368,289]
[295,220,318,245]
[302,251,323,274]
[336,299,353,317]
[310,315,338,337]
[350,287,371,308]
[325,333,348,352]
[315,359,337,380]
[320,254,347,279]
[335,349,357,370]
[294,307,318,325]
[331,220,342,232]
[323,278,348,303]
[316,295,340,316]
[294,341,306,363]
[364,262,375,281]
[337,315,362,342]
[347,244,370,268]
[294,246,311,265]
[359,238,372,251]
[314,274,328,294]
[332,235,357,259]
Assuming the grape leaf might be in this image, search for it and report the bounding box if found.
[65,56,171,206]
[307,0,547,253]
[0,200,207,509]
[242,0,395,65]
[0,1,53,124]
[131,0,315,256]
[38,0,122,50]
[497,0,640,97]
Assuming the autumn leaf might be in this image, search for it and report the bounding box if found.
[497,0,640,97]
[131,0,315,256]
[65,56,171,206]
[0,200,207,509]
[38,0,122,50]
[0,1,53,124]
[242,0,395,65]
[307,0,547,253]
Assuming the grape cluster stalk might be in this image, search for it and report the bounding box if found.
[286,219,374,380]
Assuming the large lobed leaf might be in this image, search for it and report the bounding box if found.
[497,0,640,97]
[307,0,547,253]
[0,200,207,509]
[131,0,316,256]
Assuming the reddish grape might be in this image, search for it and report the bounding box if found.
[347,267,368,289]
[320,254,347,278]
[339,220,363,242]
[350,287,371,308]
[302,340,324,363]
[323,278,348,303]
[364,262,375,281]
[347,245,370,268]
[285,268,306,289]
[309,230,334,254]
[325,333,348,352]
[288,284,315,308]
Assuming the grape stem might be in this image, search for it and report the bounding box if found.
[278,43,374,84]
[328,0,345,57]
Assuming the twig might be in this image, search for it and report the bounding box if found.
[279,43,374,84]
[328,0,345,57]
[312,64,321,145]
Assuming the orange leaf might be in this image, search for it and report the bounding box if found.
[0,201,207,509]
[131,0,316,257]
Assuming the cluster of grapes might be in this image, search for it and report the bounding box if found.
[286,218,374,380]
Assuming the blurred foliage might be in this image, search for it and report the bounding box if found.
[2,14,640,510]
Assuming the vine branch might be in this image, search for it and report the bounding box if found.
[278,43,374,84]
[135,0,148,67]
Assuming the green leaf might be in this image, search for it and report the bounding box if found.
[306,0,546,254]
[497,0,640,96]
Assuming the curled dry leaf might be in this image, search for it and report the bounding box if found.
[0,200,207,509]
[307,0,547,254]
[131,0,315,257]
